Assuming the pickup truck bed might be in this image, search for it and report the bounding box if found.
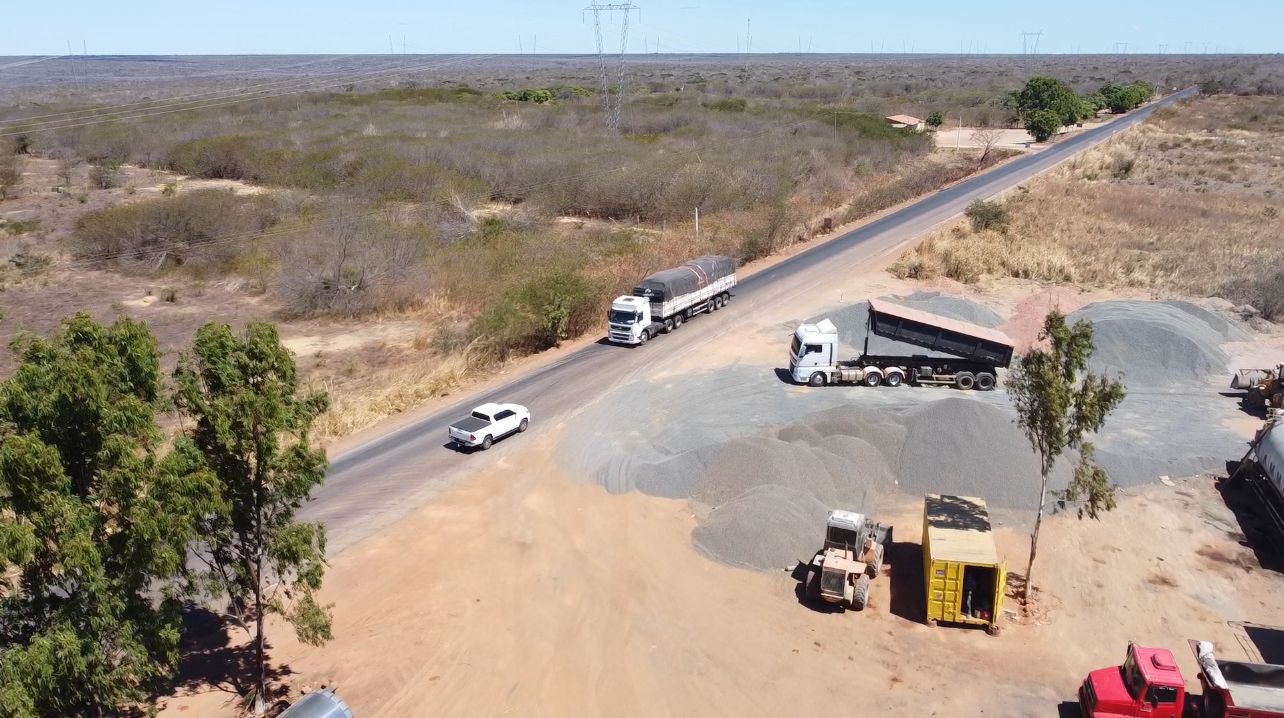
[451,415,491,433]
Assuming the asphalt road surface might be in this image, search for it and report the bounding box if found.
[303,88,1199,553]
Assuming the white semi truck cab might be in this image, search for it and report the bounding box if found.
[608,256,736,345]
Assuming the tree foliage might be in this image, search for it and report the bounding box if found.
[1100,81,1154,113]
[1024,109,1062,143]
[173,322,331,712]
[1017,76,1085,126]
[0,314,218,717]
[926,110,945,128]
[1007,309,1126,600]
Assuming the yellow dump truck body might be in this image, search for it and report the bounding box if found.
[922,494,1006,632]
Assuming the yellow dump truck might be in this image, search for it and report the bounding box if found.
[922,494,1007,635]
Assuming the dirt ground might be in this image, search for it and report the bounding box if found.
[160,426,1284,718]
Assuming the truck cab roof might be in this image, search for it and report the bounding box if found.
[1132,645,1184,687]
[795,319,838,343]
[612,296,649,308]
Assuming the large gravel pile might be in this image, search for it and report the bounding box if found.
[623,397,1067,569]
[558,296,1250,572]
[1067,300,1239,386]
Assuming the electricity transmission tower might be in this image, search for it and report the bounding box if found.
[1020,30,1043,55]
[584,2,638,131]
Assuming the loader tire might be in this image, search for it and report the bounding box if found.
[866,543,884,578]
[852,575,872,611]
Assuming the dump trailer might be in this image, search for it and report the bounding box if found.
[922,494,1006,635]
[790,299,1016,390]
[803,510,892,611]
[1078,641,1284,718]
[607,255,736,345]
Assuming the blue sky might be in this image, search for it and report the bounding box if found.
[2,1,1281,55]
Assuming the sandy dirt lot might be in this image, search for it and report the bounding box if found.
[162,427,1284,718]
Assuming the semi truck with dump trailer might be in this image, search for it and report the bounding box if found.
[790,299,1015,389]
[608,255,735,345]
[1079,641,1284,718]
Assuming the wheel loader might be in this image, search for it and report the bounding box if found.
[804,510,892,611]
[1231,364,1283,414]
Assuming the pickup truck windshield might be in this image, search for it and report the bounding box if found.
[471,411,492,422]
[609,309,639,324]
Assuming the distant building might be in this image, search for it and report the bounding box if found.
[885,114,926,132]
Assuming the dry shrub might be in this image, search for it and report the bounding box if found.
[275,208,430,317]
[70,189,281,270]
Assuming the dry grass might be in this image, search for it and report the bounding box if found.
[892,95,1284,317]
[312,341,482,442]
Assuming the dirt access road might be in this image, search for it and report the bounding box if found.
[304,88,1201,555]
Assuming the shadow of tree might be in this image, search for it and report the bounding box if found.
[174,604,295,705]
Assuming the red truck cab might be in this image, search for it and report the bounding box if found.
[1080,643,1186,718]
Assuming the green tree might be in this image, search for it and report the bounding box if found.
[0,313,217,716]
[1024,109,1062,142]
[173,322,332,714]
[926,110,945,128]
[1007,310,1126,601]
[1017,76,1083,126]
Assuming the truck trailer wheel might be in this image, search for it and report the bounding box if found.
[808,372,827,387]
[863,371,882,388]
[976,372,996,391]
[954,372,976,390]
[851,575,871,611]
[720,292,730,306]
[883,371,904,387]
[706,299,716,314]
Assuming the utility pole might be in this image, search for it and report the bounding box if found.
[583,2,638,131]
[694,207,700,244]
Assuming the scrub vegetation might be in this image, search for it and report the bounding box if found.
[893,94,1284,320]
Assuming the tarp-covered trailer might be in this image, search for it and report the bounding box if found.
[607,255,736,345]
[922,494,1007,635]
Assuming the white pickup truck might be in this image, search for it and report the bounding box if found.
[447,402,530,450]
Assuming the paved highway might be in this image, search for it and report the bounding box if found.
[302,88,1199,553]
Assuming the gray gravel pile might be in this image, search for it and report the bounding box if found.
[692,485,830,570]
[629,396,1062,569]
[558,297,1250,572]
[892,397,1072,507]
[1067,301,1234,386]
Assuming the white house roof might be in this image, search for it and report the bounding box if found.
[886,114,923,125]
